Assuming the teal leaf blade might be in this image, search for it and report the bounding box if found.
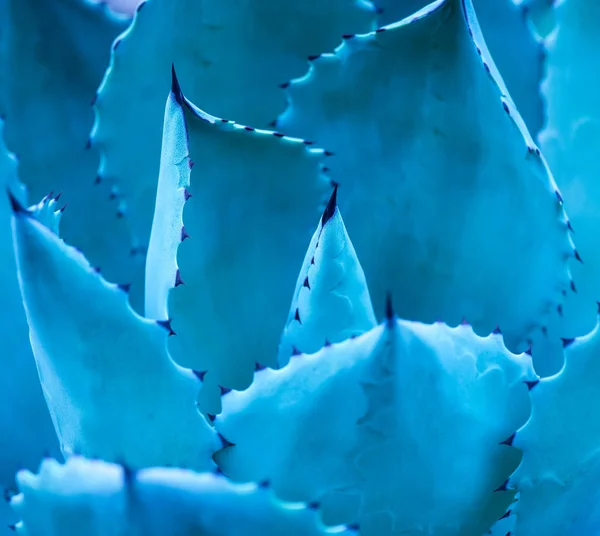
[511,319,600,534]
[374,0,544,136]
[0,121,59,535]
[216,316,536,535]
[92,0,377,264]
[277,187,377,367]
[0,0,146,309]
[538,0,600,343]
[145,71,332,414]
[10,456,358,536]
[277,0,574,352]
[11,198,220,470]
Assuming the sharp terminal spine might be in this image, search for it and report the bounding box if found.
[321,184,338,225]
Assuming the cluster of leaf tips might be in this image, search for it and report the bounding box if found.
[1,0,600,534]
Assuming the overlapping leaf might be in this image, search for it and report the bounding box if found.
[92,0,377,261]
[11,194,219,470]
[0,121,59,536]
[10,456,358,535]
[216,312,536,535]
[511,319,600,534]
[277,0,574,353]
[145,70,332,414]
[0,0,145,309]
[538,0,600,343]
[276,187,377,367]
[375,0,544,135]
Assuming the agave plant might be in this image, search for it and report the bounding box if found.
[1,0,599,534]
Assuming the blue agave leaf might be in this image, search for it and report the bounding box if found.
[0,122,59,536]
[10,196,220,470]
[10,456,358,535]
[0,0,146,309]
[145,69,332,414]
[375,0,544,136]
[91,0,377,264]
[277,187,377,368]
[510,319,600,534]
[216,313,536,535]
[277,0,574,353]
[537,0,600,344]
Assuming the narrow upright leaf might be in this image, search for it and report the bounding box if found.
[277,187,377,367]
[145,70,332,415]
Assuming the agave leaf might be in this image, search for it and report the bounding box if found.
[375,0,544,136]
[276,186,377,368]
[216,312,535,535]
[277,0,574,353]
[10,195,220,470]
[92,0,377,262]
[145,69,332,413]
[0,122,59,536]
[510,319,600,534]
[537,0,600,343]
[10,456,357,536]
[0,0,146,309]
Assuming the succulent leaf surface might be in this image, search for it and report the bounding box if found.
[538,0,600,343]
[511,318,600,534]
[278,0,574,352]
[92,0,377,260]
[277,187,377,367]
[0,0,145,308]
[145,69,332,414]
[10,195,219,470]
[216,313,536,535]
[10,456,357,536]
[0,121,59,536]
[375,0,544,135]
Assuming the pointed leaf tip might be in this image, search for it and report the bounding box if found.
[499,433,516,446]
[494,479,511,492]
[561,337,576,348]
[7,189,29,215]
[193,370,207,381]
[218,432,235,449]
[385,292,394,325]
[171,64,185,106]
[156,319,176,336]
[121,463,136,485]
[321,184,338,225]
[525,379,540,391]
